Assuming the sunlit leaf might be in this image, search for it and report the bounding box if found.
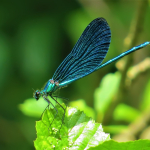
[88,139,150,150]
[34,104,110,150]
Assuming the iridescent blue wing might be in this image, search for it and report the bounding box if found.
[52,18,111,87]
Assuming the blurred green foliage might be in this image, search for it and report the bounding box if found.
[0,0,150,150]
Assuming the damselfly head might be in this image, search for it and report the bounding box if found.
[34,90,41,100]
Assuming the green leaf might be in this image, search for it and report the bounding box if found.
[141,78,150,110]
[19,97,63,118]
[69,99,95,119]
[94,72,121,121]
[113,103,140,123]
[34,103,110,150]
[103,125,127,134]
[18,98,48,117]
[88,139,150,150]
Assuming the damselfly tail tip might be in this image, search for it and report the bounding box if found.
[146,41,150,45]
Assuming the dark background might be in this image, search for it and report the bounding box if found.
[0,0,150,149]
